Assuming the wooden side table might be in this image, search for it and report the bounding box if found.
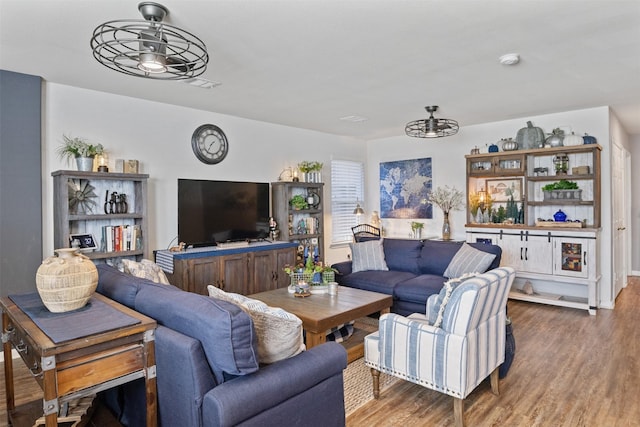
[2,293,158,427]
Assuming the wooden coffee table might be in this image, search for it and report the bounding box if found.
[249,286,392,362]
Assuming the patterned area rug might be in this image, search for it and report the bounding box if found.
[343,317,400,416]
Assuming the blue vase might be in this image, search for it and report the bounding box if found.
[488,144,499,153]
[553,209,567,222]
[583,134,597,144]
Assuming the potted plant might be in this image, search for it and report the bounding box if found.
[290,194,309,210]
[410,221,424,239]
[298,161,323,183]
[542,180,581,201]
[57,135,104,171]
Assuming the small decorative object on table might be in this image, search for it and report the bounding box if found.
[56,134,104,172]
[488,143,499,153]
[35,248,98,312]
[284,256,337,295]
[427,185,465,240]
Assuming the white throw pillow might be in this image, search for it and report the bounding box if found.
[122,259,170,284]
[431,272,479,328]
[443,243,496,279]
[350,239,389,273]
[207,285,305,364]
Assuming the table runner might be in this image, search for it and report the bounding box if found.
[9,292,140,344]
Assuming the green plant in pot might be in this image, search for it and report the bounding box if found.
[410,221,424,239]
[298,161,323,183]
[541,180,579,191]
[57,135,104,171]
[290,194,309,210]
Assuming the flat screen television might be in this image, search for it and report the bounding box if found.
[178,179,270,247]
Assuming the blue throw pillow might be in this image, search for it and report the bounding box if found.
[135,286,259,383]
[383,239,422,274]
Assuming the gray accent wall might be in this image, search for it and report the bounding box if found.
[0,70,43,297]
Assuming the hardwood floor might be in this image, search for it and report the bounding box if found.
[3,279,640,426]
[346,277,640,427]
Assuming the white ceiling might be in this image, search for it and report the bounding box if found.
[1,0,639,140]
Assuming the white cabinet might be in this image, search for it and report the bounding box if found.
[467,227,600,315]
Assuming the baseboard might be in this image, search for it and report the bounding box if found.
[631,270,640,277]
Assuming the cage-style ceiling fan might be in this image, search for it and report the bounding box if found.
[90,2,209,80]
[405,106,459,138]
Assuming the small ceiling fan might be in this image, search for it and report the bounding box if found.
[91,2,209,80]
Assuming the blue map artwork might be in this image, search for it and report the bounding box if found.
[379,157,432,219]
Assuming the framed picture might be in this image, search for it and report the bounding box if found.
[69,233,98,252]
[486,178,523,202]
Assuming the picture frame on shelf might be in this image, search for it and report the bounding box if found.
[486,178,523,202]
[124,160,139,174]
[69,233,98,252]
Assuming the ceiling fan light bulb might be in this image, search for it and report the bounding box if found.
[138,53,167,73]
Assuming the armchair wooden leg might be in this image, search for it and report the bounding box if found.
[490,368,500,396]
[370,368,381,399]
[453,397,465,427]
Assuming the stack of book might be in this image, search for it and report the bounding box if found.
[102,224,142,252]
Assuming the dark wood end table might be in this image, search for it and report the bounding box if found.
[2,293,157,427]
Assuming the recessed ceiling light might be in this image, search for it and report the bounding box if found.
[339,115,368,122]
[499,53,520,66]
[181,77,222,89]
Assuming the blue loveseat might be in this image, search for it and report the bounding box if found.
[96,264,347,427]
[332,239,502,316]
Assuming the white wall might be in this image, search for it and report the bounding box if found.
[630,134,640,273]
[41,84,631,308]
[365,106,617,307]
[42,83,365,266]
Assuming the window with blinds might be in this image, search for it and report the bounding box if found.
[331,159,364,245]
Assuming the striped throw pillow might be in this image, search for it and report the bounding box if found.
[350,239,389,273]
[443,243,496,279]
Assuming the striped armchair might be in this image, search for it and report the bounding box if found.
[364,267,515,427]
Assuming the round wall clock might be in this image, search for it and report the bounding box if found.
[191,124,229,164]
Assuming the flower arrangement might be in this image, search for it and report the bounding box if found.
[283,260,337,276]
[284,258,338,285]
[57,134,104,164]
[297,161,323,173]
[427,185,465,214]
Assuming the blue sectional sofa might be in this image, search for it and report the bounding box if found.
[96,264,347,427]
[332,239,502,316]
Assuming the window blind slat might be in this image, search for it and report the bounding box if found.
[331,160,364,244]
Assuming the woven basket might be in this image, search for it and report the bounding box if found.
[35,248,98,313]
[289,271,335,285]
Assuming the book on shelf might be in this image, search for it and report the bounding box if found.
[101,224,141,252]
